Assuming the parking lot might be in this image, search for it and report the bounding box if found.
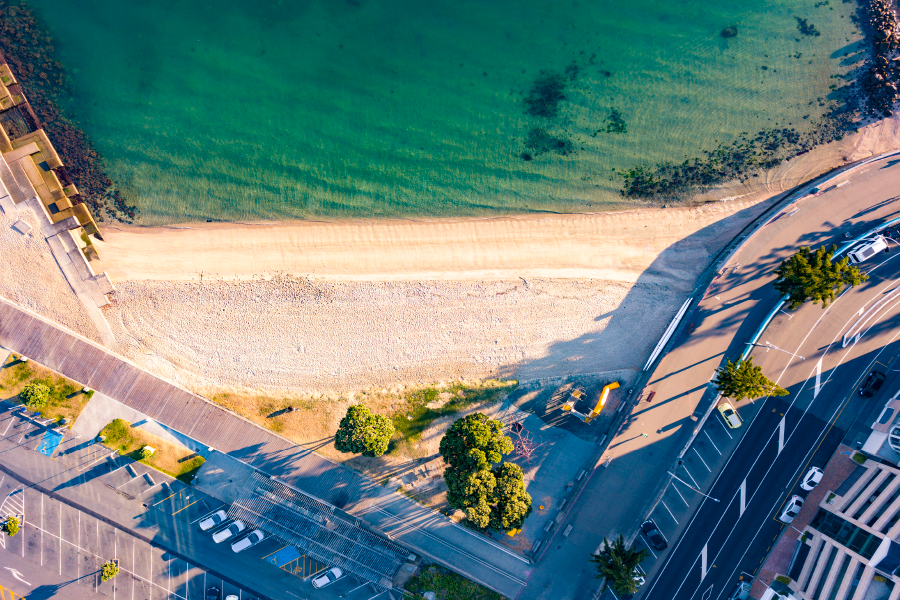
[0,402,397,600]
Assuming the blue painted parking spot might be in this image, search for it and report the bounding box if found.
[266,545,302,567]
[35,429,64,457]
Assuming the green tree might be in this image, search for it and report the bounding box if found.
[20,382,50,411]
[101,560,119,582]
[773,245,867,309]
[3,516,19,537]
[713,357,788,402]
[334,405,395,457]
[590,534,649,595]
[439,413,513,472]
[489,463,532,531]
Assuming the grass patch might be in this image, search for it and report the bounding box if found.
[389,381,517,454]
[100,419,205,484]
[0,355,92,423]
[406,565,505,600]
[852,452,867,464]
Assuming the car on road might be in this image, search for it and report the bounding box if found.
[199,510,227,531]
[205,586,220,600]
[859,370,886,397]
[311,567,344,589]
[778,495,803,524]
[718,401,742,429]
[847,235,888,264]
[800,467,824,491]
[231,529,265,553]
[727,581,751,600]
[640,519,668,550]
[212,520,245,543]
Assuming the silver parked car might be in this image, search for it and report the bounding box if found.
[199,510,227,531]
[778,496,803,524]
[231,529,265,553]
[212,520,245,543]
[311,567,344,589]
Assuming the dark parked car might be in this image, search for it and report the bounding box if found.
[860,370,886,397]
[641,519,667,550]
[205,587,221,600]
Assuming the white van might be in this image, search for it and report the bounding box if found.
[847,235,888,264]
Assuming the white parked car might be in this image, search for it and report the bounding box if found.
[847,235,888,264]
[212,520,245,543]
[800,467,824,492]
[199,510,227,531]
[778,496,803,524]
[225,595,239,600]
[231,529,265,553]
[311,567,344,589]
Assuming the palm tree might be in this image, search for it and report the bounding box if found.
[590,534,649,595]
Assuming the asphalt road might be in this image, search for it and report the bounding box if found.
[518,151,900,600]
[641,241,900,600]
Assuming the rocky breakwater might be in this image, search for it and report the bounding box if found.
[861,0,900,117]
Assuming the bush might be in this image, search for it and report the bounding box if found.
[138,446,155,460]
[20,382,50,410]
[3,516,19,537]
[775,575,792,585]
[101,560,119,582]
[853,452,867,464]
[334,405,394,457]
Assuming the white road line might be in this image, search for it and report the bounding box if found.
[739,480,746,516]
[660,500,679,524]
[703,431,722,456]
[671,481,690,507]
[814,358,823,398]
[681,463,701,488]
[190,505,225,524]
[58,499,61,576]
[778,417,785,454]
[40,492,43,566]
[700,544,707,581]
[693,448,712,472]
[1,416,12,436]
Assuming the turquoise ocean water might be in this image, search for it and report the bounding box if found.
[30,0,860,224]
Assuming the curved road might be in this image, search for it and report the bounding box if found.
[519,151,900,600]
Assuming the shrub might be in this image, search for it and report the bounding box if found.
[853,452,867,464]
[20,382,50,410]
[3,516,19,537]
[138,446,155,460]
[775,575,792,585]
[101,560,119,582]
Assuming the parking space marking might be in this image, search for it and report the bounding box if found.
[680,463,700,488]
[713,414,733,439]
[670,482,689,507]
[153,491,179,507]
[693,447,712,472]
[172,500,198,516]
[702,431,722,456]
[660,500,679,524]
[191,505,225,524]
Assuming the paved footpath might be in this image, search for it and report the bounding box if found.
[517,152,900,599]
[0,296,531,597]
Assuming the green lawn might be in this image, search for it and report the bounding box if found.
[100,419,205,484]
[406,565,505,600]
[389,381,517,454]
[0,355,92,423]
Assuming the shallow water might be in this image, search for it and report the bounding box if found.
[30,0,861,224]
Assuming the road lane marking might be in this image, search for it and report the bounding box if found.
[814,358,822,398]
[778,417,785,454]
[713,414,733,439]
[693,448,712,472]
[703,431,722,456]
[190,504,225,524]
[660,500,678,524]
[701,544,707,581]
[153,491,178,507]
[740,480,746,516]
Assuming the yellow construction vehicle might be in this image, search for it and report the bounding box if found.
[562,382,619,423]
